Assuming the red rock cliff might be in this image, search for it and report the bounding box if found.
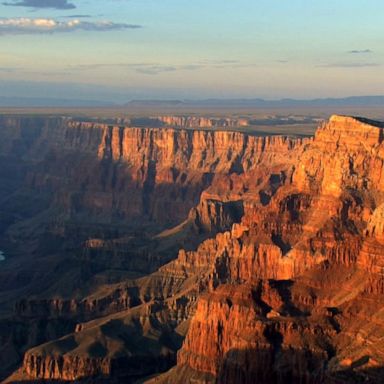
[153,115,384,383]
[8,115,384,384]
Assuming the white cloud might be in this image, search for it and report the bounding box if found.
[0,17,142,34]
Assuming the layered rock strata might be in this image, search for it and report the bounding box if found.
[4,115,384,383]
[0,116,302,381]
[152,115,384,383]
[157,116,249,128]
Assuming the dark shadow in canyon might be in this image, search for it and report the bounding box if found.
[215,347,384,384]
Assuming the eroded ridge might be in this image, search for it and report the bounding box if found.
[2,115,384,383]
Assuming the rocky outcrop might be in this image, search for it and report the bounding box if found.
[96,125,301,173]
[175,284,333,384]
[5,115,384,383]
[151,116,384,383]
[14,284,139,320]
[20,295,193,382]
[0,117,301,228]
[0,117,303,381]
[23,354,111,381]
[157,116,249,128]
[189,197,244,233]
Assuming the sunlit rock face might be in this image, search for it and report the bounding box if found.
[157,115,249,128]
[149,116,384,384]
[0,115,303,381]
[3,115,384,383]
[0,116,301,232]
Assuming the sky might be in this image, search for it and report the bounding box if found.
[0,0,383,102]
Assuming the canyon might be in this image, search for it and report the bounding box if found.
[1,114,384,383]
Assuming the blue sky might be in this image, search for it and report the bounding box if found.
[0,0,383,101]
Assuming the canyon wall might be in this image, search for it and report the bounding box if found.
[0,116,302,228]
[0,116,303,381]
[4,115,384,383]
[152,115,384,383]
[157,116,249,128]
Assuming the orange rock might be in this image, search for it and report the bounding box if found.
[3,115,384,383]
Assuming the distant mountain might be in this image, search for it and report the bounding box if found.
[126,96,384,108]
[1,95,383,108]
[128,99,185,107]
[0,97,117,108]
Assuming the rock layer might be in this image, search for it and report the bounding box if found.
[3,115,384,383]
[152,115,384,383]
[157,116,249,128]
[0,116,301,381]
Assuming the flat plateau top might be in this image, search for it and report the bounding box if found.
[330,114,384,128]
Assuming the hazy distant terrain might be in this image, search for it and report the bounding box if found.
[1,95,384,110]
[1,103,383,138]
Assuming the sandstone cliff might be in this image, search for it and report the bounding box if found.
[4,115,384,383]
[157,116,249,128]
[0,115,302,381]
[150,115,384,383]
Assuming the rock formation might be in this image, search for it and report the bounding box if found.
[157,116,249,128]
[2,115,384,383]
[152,115,384,383]
[0,115,300,381]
